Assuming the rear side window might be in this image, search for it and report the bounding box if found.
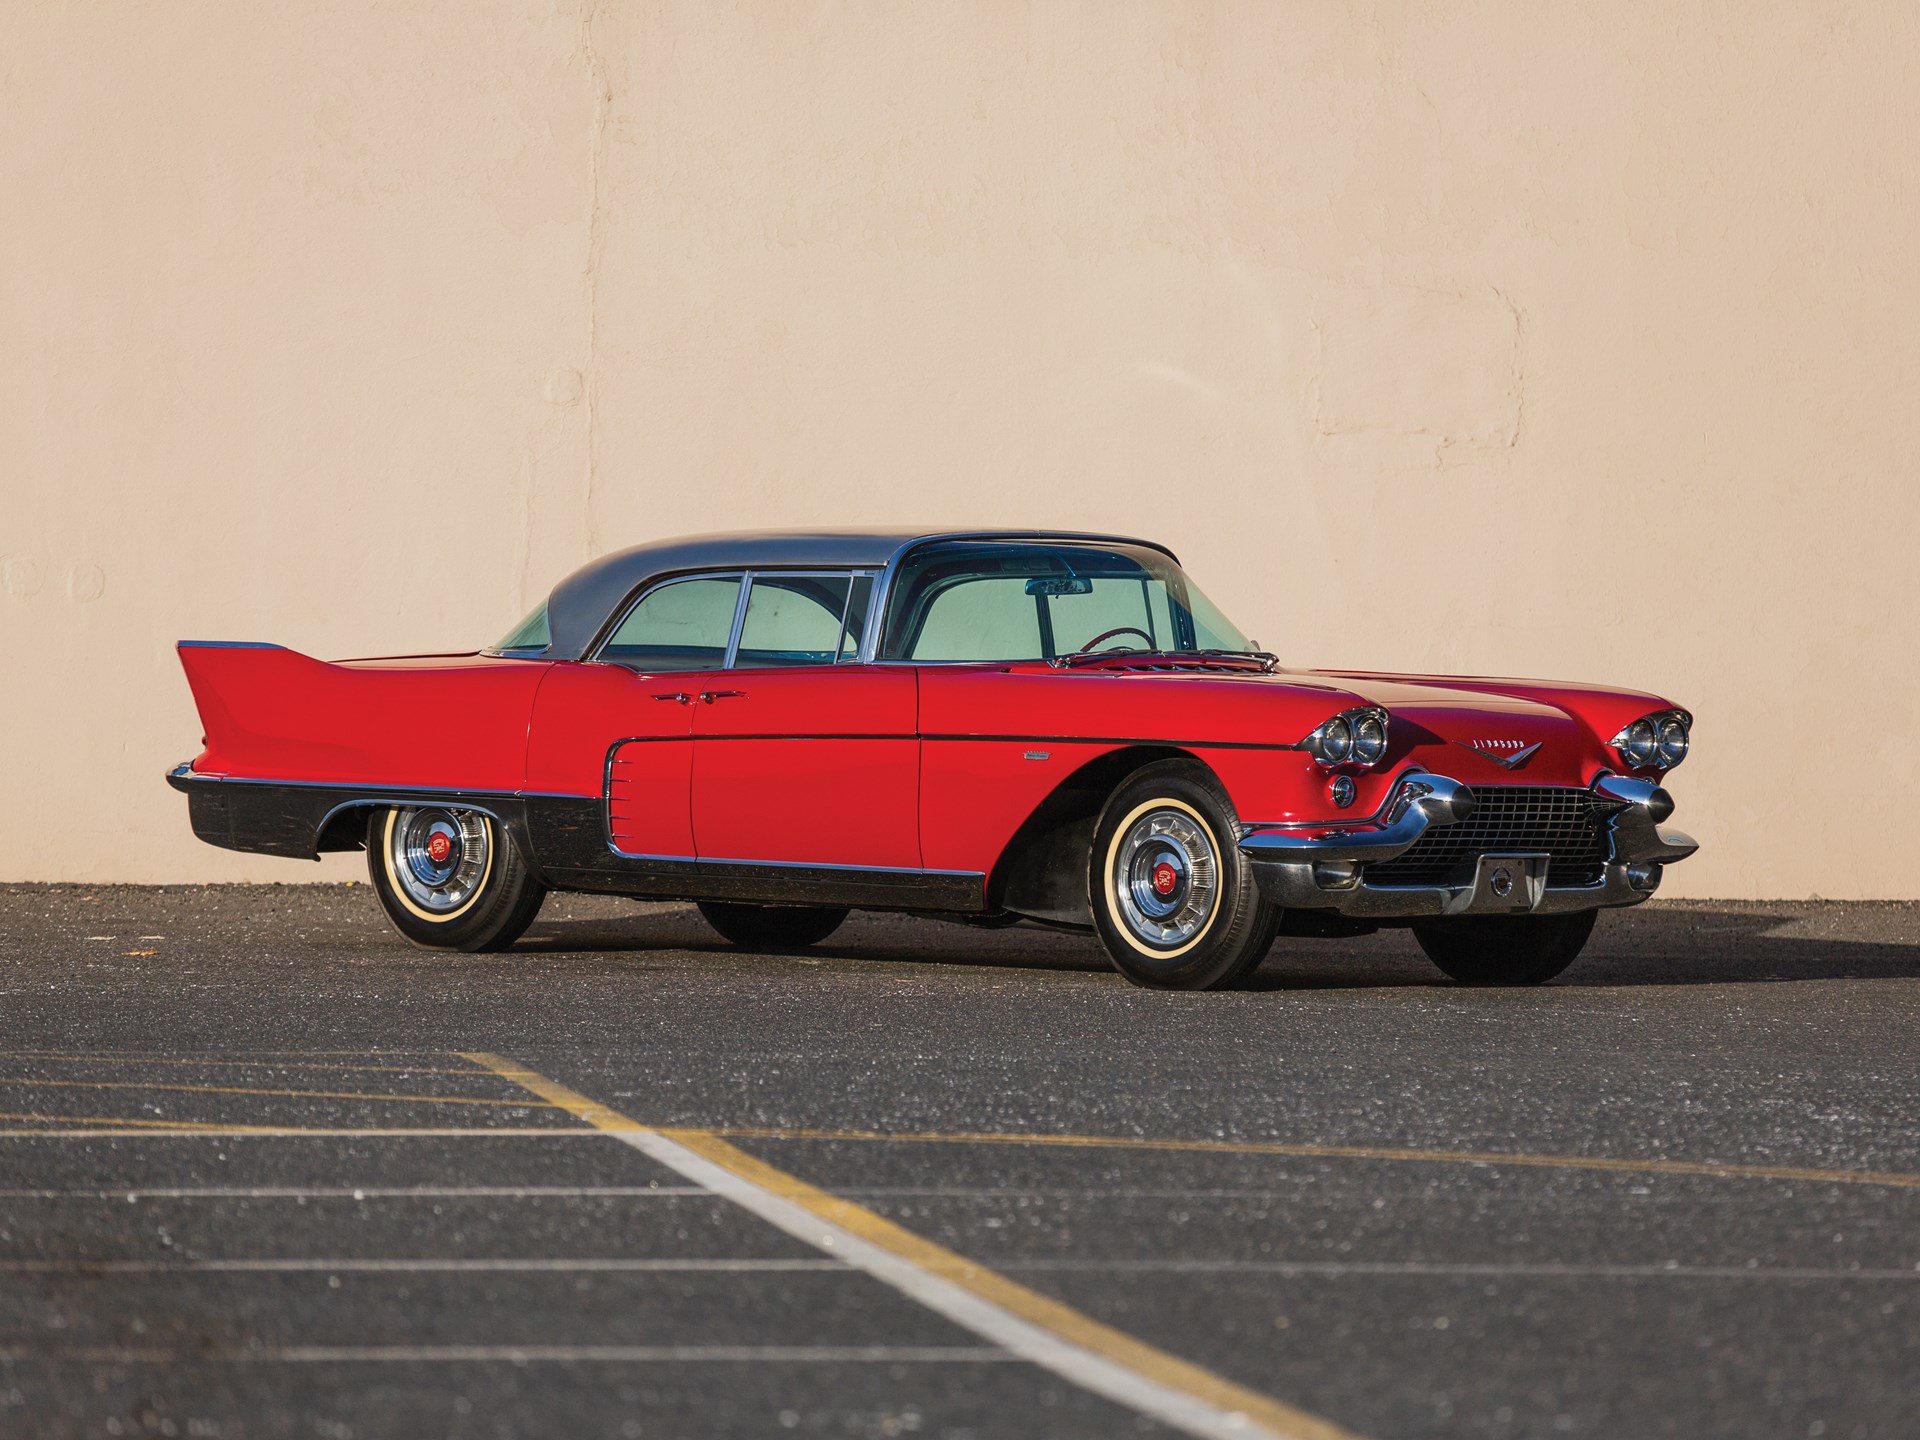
[735,575,853,669]
[601,576,742,672]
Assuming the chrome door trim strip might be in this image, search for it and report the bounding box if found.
[167,765,594,801]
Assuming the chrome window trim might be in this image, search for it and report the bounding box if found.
[838,570,880,663]
[735,569,879,670]
[593,568,887,672]
[721,573,753,665]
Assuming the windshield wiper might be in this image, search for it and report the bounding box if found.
[1050,648,1279,671]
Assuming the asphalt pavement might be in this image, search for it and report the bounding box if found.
[1,883,1917,1439]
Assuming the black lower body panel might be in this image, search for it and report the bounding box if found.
[167,768,533,863]
[170,772,986,913]
[528,796,985,911]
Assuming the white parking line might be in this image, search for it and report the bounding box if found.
[1,1344,1018,1364]
[0,1186,714,1199]
[1000,1259,1920,1281]
[0,1127,604,1138]
[465,1052,1362,1440]
[0,1258,845,1274]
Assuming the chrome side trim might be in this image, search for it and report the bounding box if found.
[165,766,594,802]
[176,640,286,650]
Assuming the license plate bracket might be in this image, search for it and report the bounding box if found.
[1462,852,1550,914]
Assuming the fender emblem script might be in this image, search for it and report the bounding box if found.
[1454,739,1543,770]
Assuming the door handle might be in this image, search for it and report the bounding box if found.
[699,690,746,704]
[651,692,691,704]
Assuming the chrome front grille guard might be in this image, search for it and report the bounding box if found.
[1238,772,1698,920]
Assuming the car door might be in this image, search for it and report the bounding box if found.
[689,571,921,870]
[523,572,746,864]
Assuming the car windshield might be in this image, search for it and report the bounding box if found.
[878,540,1252,663]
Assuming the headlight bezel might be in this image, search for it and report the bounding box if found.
[1611,709,1691,772]
[1303,706,1390,769]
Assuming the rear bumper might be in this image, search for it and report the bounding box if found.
[1238,773,1698,921]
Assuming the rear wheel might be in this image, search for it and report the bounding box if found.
[698,902,849,949]
[365,806,545,952]
[1089,761,1278,990]
[1413,910,1597,986]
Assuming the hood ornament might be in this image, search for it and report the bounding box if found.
[1454,738,1542,771]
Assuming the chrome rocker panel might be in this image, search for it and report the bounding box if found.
[1238,772,1698,921]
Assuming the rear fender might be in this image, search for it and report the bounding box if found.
[175,641,550,792]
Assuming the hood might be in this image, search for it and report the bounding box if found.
[1015,657,1642,787]
[1304,673,1593,786]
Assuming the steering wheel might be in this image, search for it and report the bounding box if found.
[1074,626,1155,654]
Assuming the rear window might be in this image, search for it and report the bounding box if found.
[490,603,551,655]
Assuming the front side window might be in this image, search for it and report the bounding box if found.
[880,542,1252,663]
[600,575,742,672]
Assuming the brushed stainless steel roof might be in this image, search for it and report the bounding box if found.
[535,529,1177,661]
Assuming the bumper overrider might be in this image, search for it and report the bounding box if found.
[1238,774,1698,920]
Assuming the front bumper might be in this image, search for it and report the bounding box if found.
[1238,773,1698,921]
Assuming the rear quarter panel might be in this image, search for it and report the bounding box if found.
[178,644,550,791]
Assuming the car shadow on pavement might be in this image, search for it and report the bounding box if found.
[1249,902,1920,991]
[515,899,1920,991]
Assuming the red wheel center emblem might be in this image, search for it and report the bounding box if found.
[426,833,453,864]
[1152,862,1179,896]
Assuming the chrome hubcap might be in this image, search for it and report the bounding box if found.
[389,807,490,913]
[1112,808,1218,948]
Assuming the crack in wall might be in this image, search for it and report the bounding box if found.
[578,0,612,561]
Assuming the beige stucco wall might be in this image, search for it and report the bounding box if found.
[3,1,1915,895]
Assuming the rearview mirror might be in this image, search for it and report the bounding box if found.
[1025,577,1093,597]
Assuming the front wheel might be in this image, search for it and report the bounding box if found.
[697,902,849,949]
[1089,761,1278,990]
[366,806,546,952]
[1412,910,1597,986]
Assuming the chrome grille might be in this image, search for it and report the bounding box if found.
[1366,785,1608,888]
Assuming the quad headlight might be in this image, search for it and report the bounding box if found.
[1611,709,1691,772]
[1304,707,1390,768]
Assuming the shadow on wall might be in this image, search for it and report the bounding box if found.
[516,902,1920,991]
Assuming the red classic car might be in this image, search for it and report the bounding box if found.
[168,530,1697,989]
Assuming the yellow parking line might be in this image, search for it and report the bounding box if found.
[0,1110,285,1134]
[702,1125,1920,1192]
[462,1052,1360,1440]
[0,1077,557,1108]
